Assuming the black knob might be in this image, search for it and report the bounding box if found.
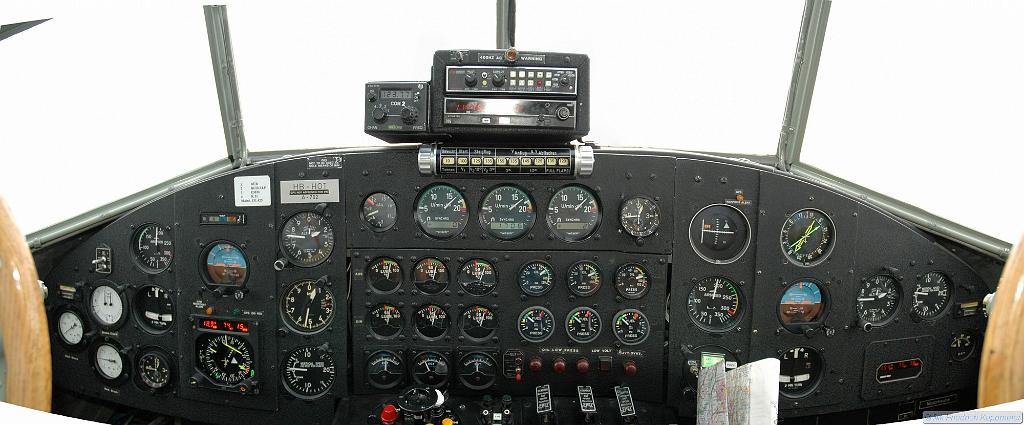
[464,72,477,87]
[371,106,387,123]
[400,106,419,124]
[492,71,505,87]
[555,106,571,121]
[367,91,377,102]
[560,77,570,86]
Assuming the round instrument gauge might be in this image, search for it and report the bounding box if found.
[567,260,603,297]
[779,347,823,397]
[196,333,255,386]
[615,263,650,299]
[911,272,953,320]
[856,275,901,326]
[58,310,87,346]
[281,279,336,334]
[687,276,742,331]
[518,306,555,343]
[366,351,404,390]
[518,261,554,296]
[414,304,449,340]
[412,351,450,387]
[457,352,497,390]
[366,257,403,293]
[137,350,172,390]
[361,192,398,232]
[779,280,827,328]
[202,242,249,287]
[479,185,536,240]
[412,258,449,294]
[415,184,469,239]
[461,305,498,341]
[613,309,650,345]
[546,185,601,242]
[134,285,174,333]
[366,304,403,339]
[94,342,126,381]
[780,209,835,266]
[565,307,602,343]
[131,223,173,273]
[280,211,336,267]
[619,196,660,238]
[950,330,976,361]
[89,281,127,330]
[689,204,751,264]
[458,259,497,296]
[282,345,336,400]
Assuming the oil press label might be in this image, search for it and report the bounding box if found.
[234,175,272,207]
[280,179,340,204]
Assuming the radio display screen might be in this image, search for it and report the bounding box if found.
[380,89,413,99]
[445,98,573,116]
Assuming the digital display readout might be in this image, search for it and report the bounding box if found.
[445,98,573,116]
[380,89,412,99]
[198,318,251,334]
[876,358,923,383]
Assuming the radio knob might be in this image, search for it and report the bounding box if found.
[400,106,419,124]
[492,71,505,86]
[371,106,388,123]
[464,73,477,87]
[555,106,571,121]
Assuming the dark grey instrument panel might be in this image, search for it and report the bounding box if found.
[38,147,995,424]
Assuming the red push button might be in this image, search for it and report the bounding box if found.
[380,404,399,424]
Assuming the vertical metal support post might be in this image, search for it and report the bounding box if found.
[496,0,516,49]
[776,0,831,171]
[204,5,249,168]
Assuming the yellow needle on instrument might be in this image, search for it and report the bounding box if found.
[223,341,243,355]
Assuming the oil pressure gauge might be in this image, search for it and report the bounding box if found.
[619,196,660,238]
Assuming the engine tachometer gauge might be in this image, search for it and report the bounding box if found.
[282,345,336,400]
[412,351,450,387]
[911,272,953,320]
[779,347,823,397]
[366,351,404,390]
[518,261,554,296]
[615,263,650,299]
[565,307,602,343]
[458,259,498,296]
[360,192,398,232]
[546,185,601,242]
[134,285,174,333]
[366,303,403,339]
[856,275,901,326]
[196,333,255,386]
[137,349,172,391]
[518,306,555,343]
[413,258,449,295]
[461,305,498,341]
[689,204,751,264]
[479,185,536,240]
[281,279,336,334]
[366,257,403,293]
[612,309,650,345]
[687,276,742,331]
[415,184,469,239]
[780,209,835,266]
[414,304,450,340]
[131,223,173,273]
[457,352,497,390]
[619,196,660,238]
[280,211,336,267]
